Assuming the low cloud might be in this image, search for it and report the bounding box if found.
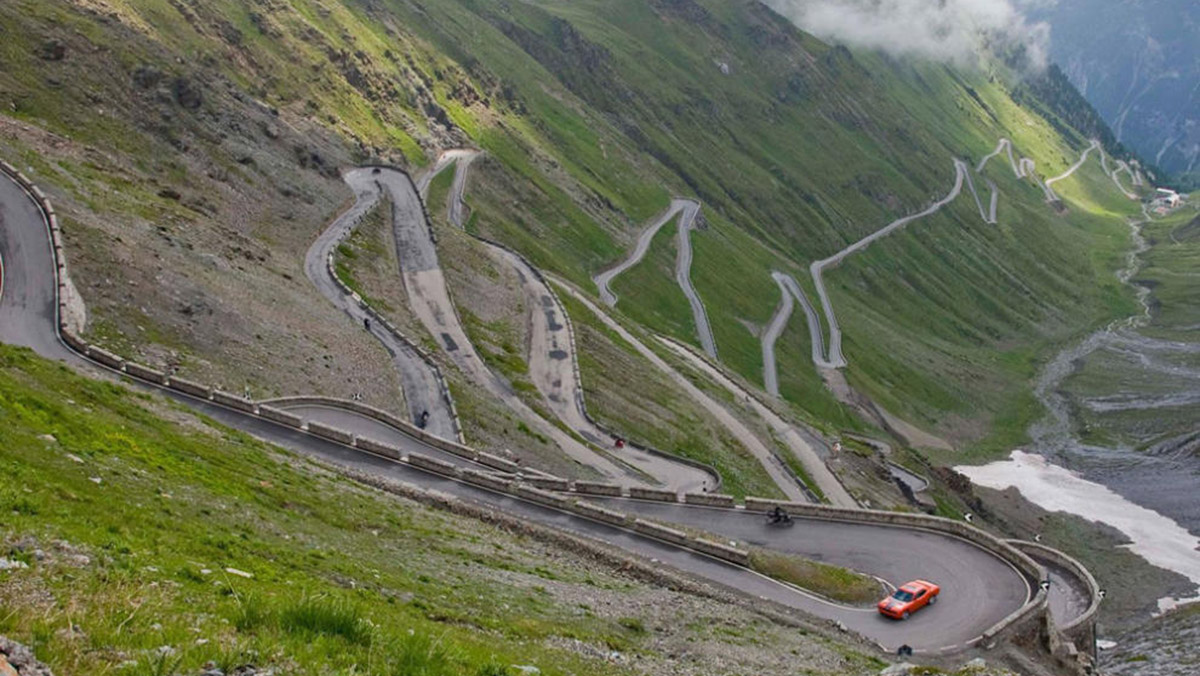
[763,0,1051,70]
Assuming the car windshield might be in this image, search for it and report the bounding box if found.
[891,590,914,602]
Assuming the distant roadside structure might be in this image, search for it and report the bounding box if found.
[1154,188,1182,208]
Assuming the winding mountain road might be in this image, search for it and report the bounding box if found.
[421,153,714,492]
[0,161,1101,655]
[805,159,969,370]
[304,170,457,440]
[1045,140,1101,201]
[593,199,718,359]
[660,337,857,507]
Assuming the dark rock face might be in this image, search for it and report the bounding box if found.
[0,636,54,676]
[132,65,164,89]
[172,77,203,110]
[39,40,66,61]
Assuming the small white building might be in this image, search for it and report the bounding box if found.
[1155,188,1182,208]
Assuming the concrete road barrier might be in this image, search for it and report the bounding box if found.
[167,376,212,400]
[86,345,124,370]
[632,519,690,547]
[123,361,167,385]
[570,500,630,527]
[212,390,256,414]
[684,492,736,508]
[307,420,355,446]
[356,436,403,461]
[423,436,478,462]
[629,487,679,503]
[523,476,570,492]
[258,405,303,429]
[573,481,623,497]
[460,469,513,493]
[407,452,460,477]
[476,451,521,473]
[514,484,571,509]
[690,537,750,567]
[60,329,88,354]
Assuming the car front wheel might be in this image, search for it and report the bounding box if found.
[929,595,938,605]
[902,611,910,620]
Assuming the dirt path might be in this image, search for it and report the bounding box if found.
[306,169,456,440]
[593,199,718,359]
[963,167,990,223]
[423,153,714,491]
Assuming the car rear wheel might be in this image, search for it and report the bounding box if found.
[901,611,910,620]
[929,595,938,605]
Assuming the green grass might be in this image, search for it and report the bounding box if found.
[1,0,1157,466]
[747,549,880,606]
[0,344,679,674]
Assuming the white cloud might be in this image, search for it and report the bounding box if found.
[763,0,1051,70]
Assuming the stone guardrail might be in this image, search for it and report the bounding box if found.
[261,395,474,461]
[1008,539,1101,636]
[2,160,1062,655]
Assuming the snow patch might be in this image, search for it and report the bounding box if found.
[956,450,1200,611]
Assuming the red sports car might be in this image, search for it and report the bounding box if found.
[878,580,940,620]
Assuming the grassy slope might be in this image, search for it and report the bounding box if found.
[0,345,891,675]
[0,0,1151,464]
[382,0,1145,450]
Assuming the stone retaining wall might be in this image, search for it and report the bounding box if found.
[684,492,736,508]
[167,376,211,400]
[406,452,460,477]
[86,345,124,369]
[569,500,631,527]
[632,519,690,547]
[258,405,303,429]
[629,487,680,503]
[306,420,356,446]
[573,481,623,497]
[212,390,256,414]
[460,469,513,493]
[523,476,570,491]
[476,451,520,473]
[124,361,167,385]
[356,436,403,461]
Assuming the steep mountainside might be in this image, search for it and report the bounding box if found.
[1030,0,1199,183]
[0,0,1141,465]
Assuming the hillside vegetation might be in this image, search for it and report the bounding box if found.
[0,0,1146,469]
[0,344,887,676]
